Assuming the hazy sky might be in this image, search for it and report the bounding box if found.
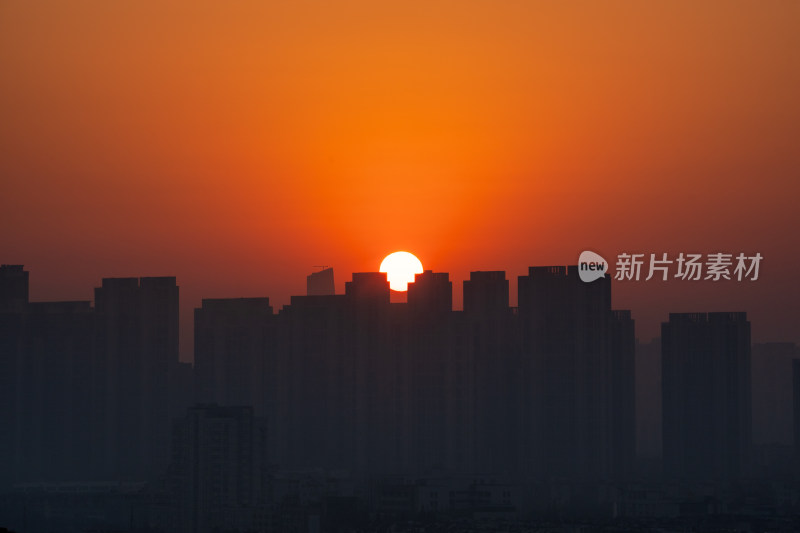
[1,1,798,359]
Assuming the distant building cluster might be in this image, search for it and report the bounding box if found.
[194,267,638,484]
[0,266,189,485]
[1,263,799,532]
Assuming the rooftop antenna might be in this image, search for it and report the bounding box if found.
[312,265,329,271]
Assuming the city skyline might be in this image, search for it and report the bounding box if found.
[4,257,795,363]
[2,1,799,530]
[2,261,798,531]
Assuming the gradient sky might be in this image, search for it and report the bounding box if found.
[1,1,798,360]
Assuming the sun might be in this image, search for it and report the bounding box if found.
[379,251,424,292]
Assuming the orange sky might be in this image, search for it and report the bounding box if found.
[1,1,798,360]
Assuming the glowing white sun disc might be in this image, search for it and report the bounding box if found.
[379,251,423,291]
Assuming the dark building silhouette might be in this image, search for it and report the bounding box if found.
[276,291,351,472]
[662,312,751,482]
[463,271,508,316]
[751,342,799,446]
[168,405,267,533]
[94,276,182,480]
[0,266,28,487]
[20,301,96,482]
[344,272,395,477]
[0,268,189,487]
[517,266,632,483]
[307,267,335,296]
[407,270,452,315]
[462,271,518,476]
[194,298,274,413]
[0,266,99,485]
[271,270,486,479]
[4,299,96,484]
[609,310,636,480]
[635,338,662,462]
[794,359,800,466]
[406,270,459,475]
[0,264,28,312]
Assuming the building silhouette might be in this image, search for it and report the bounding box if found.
[94,276,183,480]
[264,266,636,487]
[0,266,99,484]
[794,359,800,467]
[406,270,456,476]
[168,405,267,533]
[661,312,751,482]
[194,298,274,414]
[0,264,28,312]
[462,271,517,476]
[635,338,662,464]
[21,301,96,482]
[0,265,28,486]
[307,267,335,296]
[275,291,351,472]
[517,266,633,484]
[751,342,799,446]
[609,309,636,480]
